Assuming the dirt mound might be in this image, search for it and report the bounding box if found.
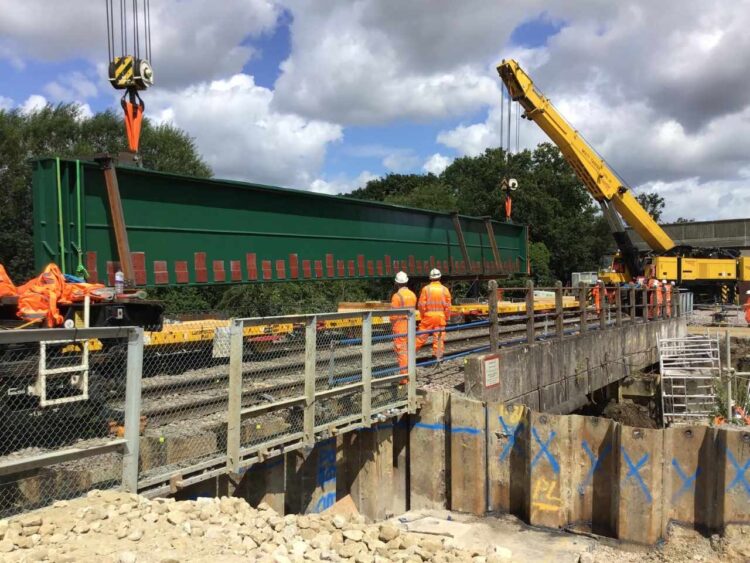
[602,400,658,428]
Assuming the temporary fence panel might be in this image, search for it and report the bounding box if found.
[0,327,142,518]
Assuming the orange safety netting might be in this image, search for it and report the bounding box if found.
[2,264,107,328]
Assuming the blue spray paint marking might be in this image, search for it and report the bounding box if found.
[316,441,337,488]
[312,491,336,513]
[726,449,750,495]
[530,427,559,474]
[451,426,482,435]
[414,422,445,431]
[577,441,612,495]
[497,416,524,462]
[622,448,652,503]
[671,459,700,503]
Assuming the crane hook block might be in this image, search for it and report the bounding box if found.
[508,178,518,190]
[109,56,154,91]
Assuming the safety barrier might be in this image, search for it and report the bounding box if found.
[0,327,143,517]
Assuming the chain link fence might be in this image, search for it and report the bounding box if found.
[0,327,142,517]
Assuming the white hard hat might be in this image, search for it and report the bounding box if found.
[670,281,675,285]
[661,279,667,284]
[429,268,442,280]
[596,279,602,283]
[395,271,408,284]
[746,290,750,295]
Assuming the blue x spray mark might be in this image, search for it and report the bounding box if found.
[726,449,750,495]
[622,448,652,503]
[498,416,524,462]
[530,427,559,474]
[577,441,612,495]
[671,459,700,503]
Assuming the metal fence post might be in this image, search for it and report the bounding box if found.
[554,281,564,338]
[599,281,607,330]
[226,319,244,472]
[488,280,499,352]
[629,287,636,322]
[578,282,587,332]
[407,310,417,412]
[304,316,317,445]
[726,330,733,418]
[122,327,143,493]
[641,288,649,322]
[361,312,372,425]
[526,279,535,344]
[615,285,622,326]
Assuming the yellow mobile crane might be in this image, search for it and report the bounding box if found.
[497,59,750,301]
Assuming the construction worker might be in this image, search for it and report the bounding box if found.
[417,269,452,361]
[654,278,663,318]
[646,278,656,319]
[390,271,417,379]
[744,290,750,327]
[591,280,602,315]
[664,279,672,317]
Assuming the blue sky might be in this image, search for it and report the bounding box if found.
[2,0,749,220]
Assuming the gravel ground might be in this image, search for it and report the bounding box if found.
[1,492,749,562]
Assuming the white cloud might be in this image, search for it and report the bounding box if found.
[0,0,280,88]
[44,72,98,102]
[422,153,452,175]
[0,96,13,111]
[310,171,379,195]
[640,177,750,222]
[19,94,47,114]
[382,152,419,173]
[149,74,342,186]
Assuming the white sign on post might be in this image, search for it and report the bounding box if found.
[483,354,500,388]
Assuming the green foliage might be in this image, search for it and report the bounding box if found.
[673,217,695,224]
[351,143,612,283]
[529,242,553,286]
[635,192,666,222]
[0,103,211,281]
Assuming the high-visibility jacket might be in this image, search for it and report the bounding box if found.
[665,284,672,316]
[418,282,451,318]
[390,287,417,330]
[591,285,601,314]
[744,296,750,325]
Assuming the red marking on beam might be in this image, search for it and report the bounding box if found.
[212,260,226,283]
[302,260,312,279]
[357,255,365,276]
[326,254,335,277]
[276,259,286,279]
[376,260,383,276]
[423,260,429,274]
[442,260,448,273]
[289,254,299,279]
[384,255,392,275]
[230,260,242,282]
[175,261,189,283]
[400,260,407,272]
[348,260,355,277]
[154,261,169,285]
[416,261,423,275]
[408,255,415,274]
[314,260,323,278]
[86,252,98,283]
[194,252,208,283]
[106,261,116,286]
[246,253,258,281]
[337,260,345,278]
[367,260,374,276]
[429,256,435,268]
[131,252,147,286]
[262,260,272,280]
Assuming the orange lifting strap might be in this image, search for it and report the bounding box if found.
[504,195,512,221]
[121,89,145,153]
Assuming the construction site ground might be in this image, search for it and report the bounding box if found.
[1,490,749,563]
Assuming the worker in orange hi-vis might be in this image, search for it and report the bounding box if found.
[654,278,663,318]
[663,279,672,317]
[591,280,601,315]
[646,278,656,319]
[417,269,452,361]
[744,290,750,327]
[390,271,417,381]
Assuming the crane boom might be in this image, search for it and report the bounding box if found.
[497,59,675,254]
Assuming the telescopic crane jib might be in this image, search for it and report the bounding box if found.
[496,59,748,301]
[105,0,154,157]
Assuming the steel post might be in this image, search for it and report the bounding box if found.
[488,280,499,352]
[362,312,372,424]
[304,316,317,445]
[525,279,535,344]
[122,327,143,492]
[578,282,587,332]
[555,281,564,338]
[226,320,244,472]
